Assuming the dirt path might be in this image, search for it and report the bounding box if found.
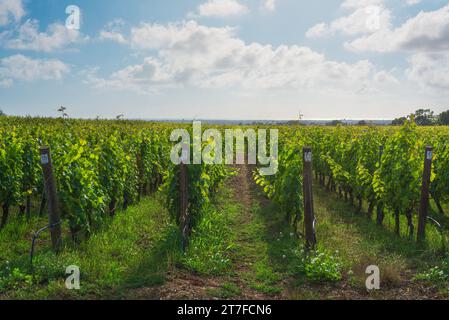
[221,164,285,300]
[128,165,284,300]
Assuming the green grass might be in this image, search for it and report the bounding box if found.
[311,184,447,290]
[0,176,239,299]
[181,187,239,275]
[206,282,242,299]
[0,195,179,299]
[240,192,344,297]
[216,177,346,298]
[230,189,301,296]
[2,169,448,300]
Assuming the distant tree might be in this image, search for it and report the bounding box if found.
[392,117,406,126]
[357,120,367,126]
[57,106,69,118]
[0,109,5,116]
[439,110,449,125]
[298,110,304,125]
[413,108,435,126]
[326,120,343,126]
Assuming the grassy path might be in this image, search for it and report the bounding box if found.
[209,164,295,299]
[140,165,448,300]
[130,165,298,299]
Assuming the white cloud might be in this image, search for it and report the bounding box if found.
[99,19,127,44]
[262,0,276,12]
[88,21,396,94]
[0,0,25,26]
[0,54,70,87]
[130,20,236,50]
[341,0,384,9]
[193,0,249,18]
[407,53,449,90]
[406,0,421,6]
[306,2,391,38]
[0,79,13,88]
[305,23,328,38]
[99,31,127,44]
[2,19,87,52]
[374,70,399,84]
[346,4,449,52]
[84,58,177,94]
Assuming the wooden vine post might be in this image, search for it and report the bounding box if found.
[376,146,385,225]
[417,146,433,244]
[303,147,316,250]
[40,147,62,252]
[179,146,189,251]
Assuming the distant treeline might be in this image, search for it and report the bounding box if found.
[392,109,449,126]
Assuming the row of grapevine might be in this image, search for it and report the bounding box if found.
[0,117,231,252]
[256,120,449,242]
[311,120,449,239]
[2,116,448,246]
[0,117,173,240]
[164,128,230,243]
[254,129,304,229]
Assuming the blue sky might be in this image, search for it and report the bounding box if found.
[1,0,449,120]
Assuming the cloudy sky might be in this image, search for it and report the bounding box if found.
[1,0,449,120]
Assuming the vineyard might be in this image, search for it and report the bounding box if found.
[1,116,449,299]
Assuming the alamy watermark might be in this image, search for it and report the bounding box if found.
[170,122,278,176]
[365,265,380,290]
[65,5,81,30]
[65,265,80,290]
